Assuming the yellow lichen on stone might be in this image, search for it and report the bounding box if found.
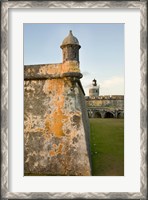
[39,61,80,76]
[49,150,55,157]
[51,109,65,137]
[43,79,70,137]
[57,143,63,154]
[52,144,57,148]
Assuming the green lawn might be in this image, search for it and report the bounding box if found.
[90,118,124,176]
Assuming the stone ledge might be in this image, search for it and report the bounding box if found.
[24,61,81,80]
[24,72,83,80]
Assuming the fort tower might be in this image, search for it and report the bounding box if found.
[24,31,91,176]
[60,30,81,63]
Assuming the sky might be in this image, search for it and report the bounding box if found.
[24,23,124,96]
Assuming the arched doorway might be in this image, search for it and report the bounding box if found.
[104,112,114,118]
[94,111,102,118]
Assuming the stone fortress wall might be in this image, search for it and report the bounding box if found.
[24,31,91,176]
[85,80,124,118]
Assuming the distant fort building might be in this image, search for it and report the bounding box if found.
[85,79,124,118]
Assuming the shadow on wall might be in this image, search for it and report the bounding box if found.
[104,112,114,118]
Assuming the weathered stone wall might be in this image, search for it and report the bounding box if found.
[24,61,91,176]
[85,95,124,119]
[86,96,124,110]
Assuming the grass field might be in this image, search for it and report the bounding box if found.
[90,118,124,176]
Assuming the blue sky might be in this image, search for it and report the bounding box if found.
[24,23,124,96]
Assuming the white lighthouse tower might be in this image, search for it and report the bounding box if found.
[89,79,99,97]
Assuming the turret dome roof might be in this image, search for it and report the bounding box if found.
[61,30,79,46]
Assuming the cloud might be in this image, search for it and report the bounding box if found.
[101,76,124,88]
[100,76,124,95]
